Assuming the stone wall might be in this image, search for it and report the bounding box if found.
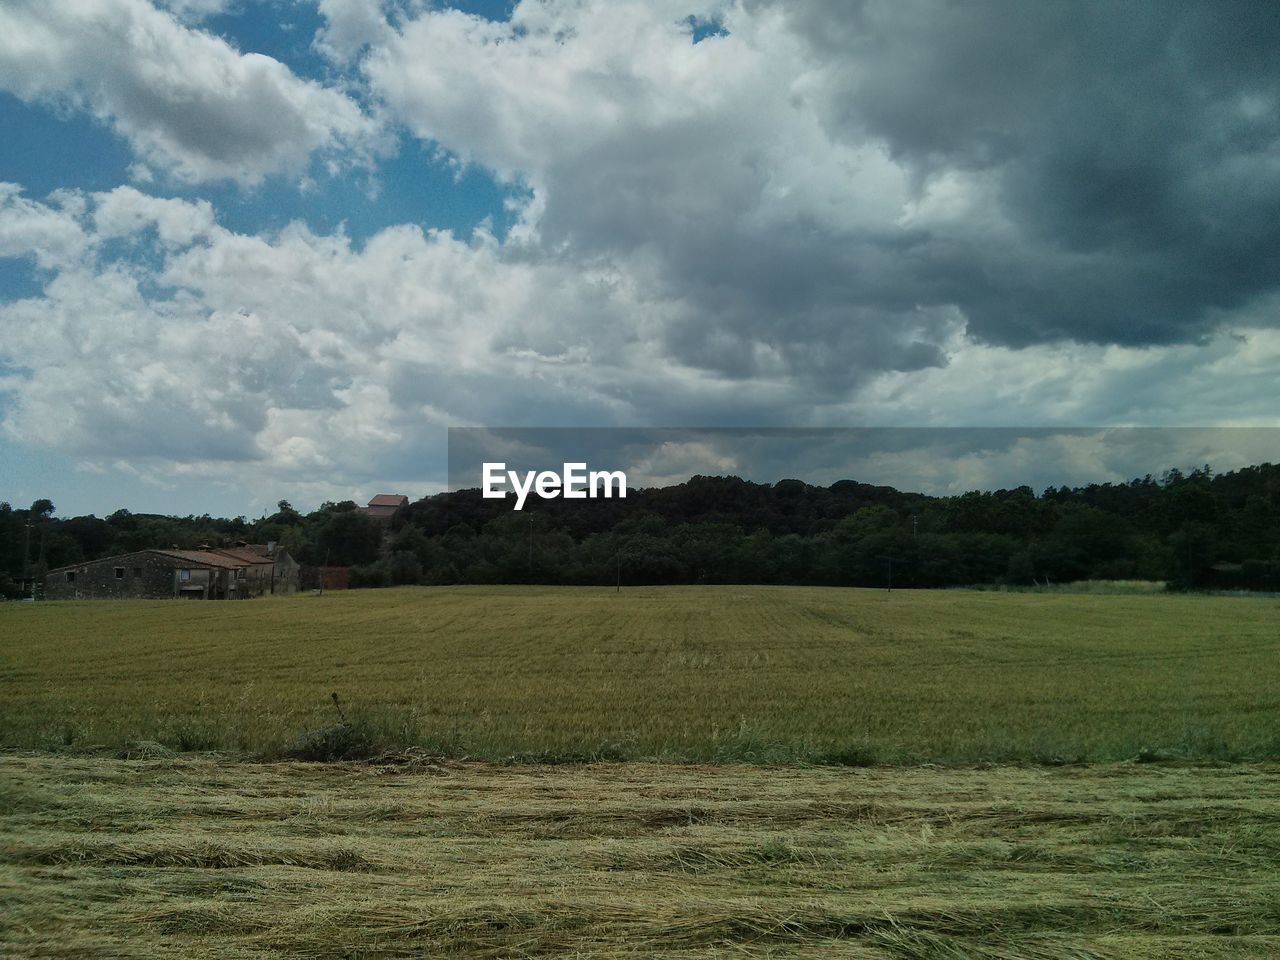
[43,551,237,600]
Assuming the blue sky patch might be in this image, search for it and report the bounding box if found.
[0,94,136,195]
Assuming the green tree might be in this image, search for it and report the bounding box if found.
[315,510,383,566]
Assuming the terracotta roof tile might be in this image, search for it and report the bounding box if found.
[150,549,248,570]
[211,545,276,564]
[47,548,249,574]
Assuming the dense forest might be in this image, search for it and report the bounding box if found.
[4,461,1280,597]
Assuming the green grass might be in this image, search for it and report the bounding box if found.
[2,754,1278,958]
[2,585,1278,763]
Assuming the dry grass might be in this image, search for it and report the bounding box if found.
[2,585,1279,762]
[2,754,1279,958]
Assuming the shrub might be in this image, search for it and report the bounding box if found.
[284,693,381,761]
[285,721,378,762]
[816,744,879,767]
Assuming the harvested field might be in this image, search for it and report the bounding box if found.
[2,754,1279,958]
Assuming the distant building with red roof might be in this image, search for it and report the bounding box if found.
[357,494,409,521]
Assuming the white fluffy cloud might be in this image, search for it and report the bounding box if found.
[155,0,232,21]
[0,185,88,270]
[93,187,216,247]
[0,0,380,185]
[314,0,392,64]
[356,0,954,388]
[2,183,1278,504]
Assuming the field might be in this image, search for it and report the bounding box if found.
[3,754,1280,958]
[3,586,1280,957]
[1,585,1278,763]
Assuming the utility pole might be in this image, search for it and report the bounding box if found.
[22,522,31,599]
[319,548,330,596]
[1185,522,1193,590]
[878,554,896,592]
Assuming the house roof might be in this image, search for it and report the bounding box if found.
[211,545,277,565]
[358,493,409,519]
[46,547,247,574]
[147,549,248,570]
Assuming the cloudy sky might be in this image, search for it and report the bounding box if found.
[1,0,1278,517]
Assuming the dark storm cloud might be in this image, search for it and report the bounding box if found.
[780,0,1280,347]
[378,0,1280,398]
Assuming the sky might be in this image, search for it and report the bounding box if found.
[1,0,1279,518]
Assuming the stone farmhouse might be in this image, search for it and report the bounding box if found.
[205,543,301,597]
[43,543,300,601]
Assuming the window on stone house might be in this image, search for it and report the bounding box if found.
[66,571,76,583]
[179,568,191,582]
[114,567,125,579]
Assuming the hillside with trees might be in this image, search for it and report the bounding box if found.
[5,463,1280,597]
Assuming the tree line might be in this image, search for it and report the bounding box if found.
[4,462,1280,596]
[0,499,382,598]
